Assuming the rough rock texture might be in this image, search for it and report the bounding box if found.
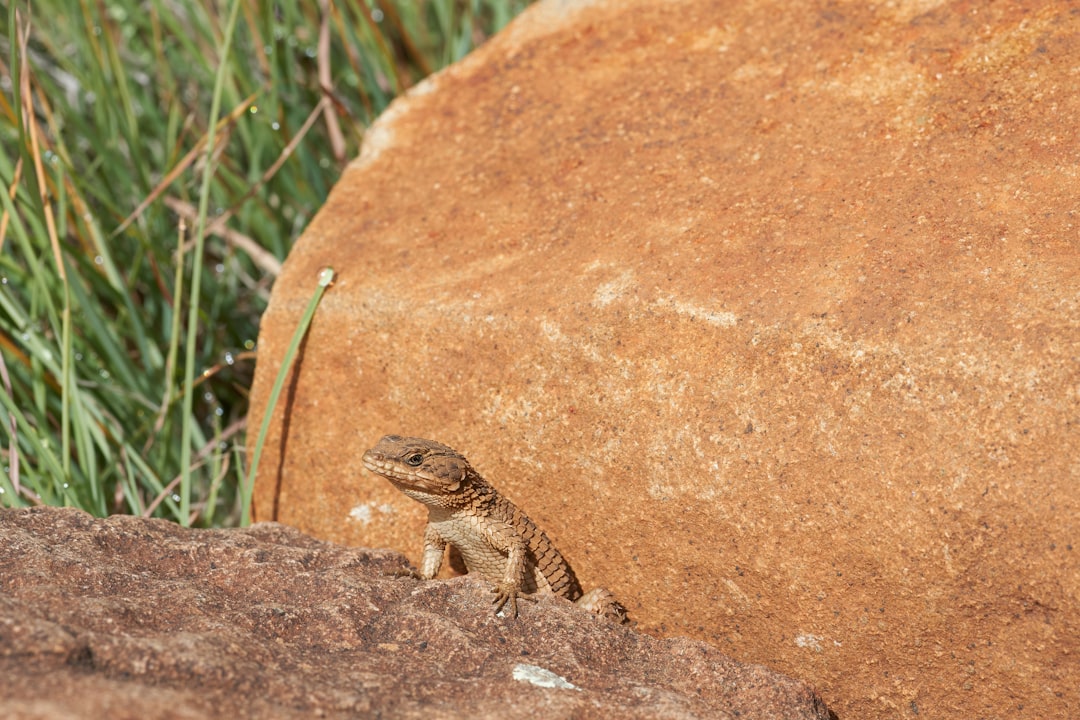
[247,1,1080,718]
[0,507,829,719]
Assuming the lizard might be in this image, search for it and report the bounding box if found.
[361,435,627,623]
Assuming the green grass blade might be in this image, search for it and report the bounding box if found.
[179,0,245,527]
[243,267,334,526]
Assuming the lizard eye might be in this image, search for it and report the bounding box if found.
[405,453,424,466]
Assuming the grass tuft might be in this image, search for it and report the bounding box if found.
[0,0,529,526]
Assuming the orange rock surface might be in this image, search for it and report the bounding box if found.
[249,1,1080,717]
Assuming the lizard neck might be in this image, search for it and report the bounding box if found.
[402,472,495,518]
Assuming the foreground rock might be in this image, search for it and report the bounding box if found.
[248,0,1080,717]
[0,507,829,719]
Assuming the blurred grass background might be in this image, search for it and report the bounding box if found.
[0,0,529,526]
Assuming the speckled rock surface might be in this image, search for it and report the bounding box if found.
[0,507,829,719]
[247,1,1080,718]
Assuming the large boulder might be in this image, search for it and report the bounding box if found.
[0,507,829,719]
[248,1,1080,718]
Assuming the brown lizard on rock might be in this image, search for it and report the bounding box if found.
[361,435,627,623]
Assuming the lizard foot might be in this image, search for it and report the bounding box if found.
[576,588,629,624]
[491,583,535,618]
[388,566,423,580]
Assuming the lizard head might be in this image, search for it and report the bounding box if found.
[362,435,473,502]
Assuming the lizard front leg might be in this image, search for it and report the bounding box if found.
[418,524,447,579]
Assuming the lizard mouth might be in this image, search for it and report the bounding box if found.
[360,449,385,470]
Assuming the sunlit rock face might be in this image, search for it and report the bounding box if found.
[249,2,1080,717]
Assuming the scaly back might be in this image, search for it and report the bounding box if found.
[490,491,583,600]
